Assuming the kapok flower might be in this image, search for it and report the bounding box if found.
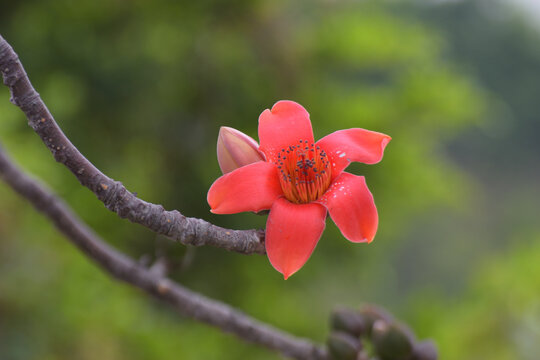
[207,100,391,279]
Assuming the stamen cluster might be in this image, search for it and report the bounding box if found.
[276,140,332,204]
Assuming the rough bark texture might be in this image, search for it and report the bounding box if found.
[0,34,265,255]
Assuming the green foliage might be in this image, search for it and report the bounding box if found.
[407,235,540,360]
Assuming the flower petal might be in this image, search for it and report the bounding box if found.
[207,161,282,214]
[317,129,391,179]
[258,100,314,162]
[317,172,378,243]
[265,198,327,279]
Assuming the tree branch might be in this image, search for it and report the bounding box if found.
[0,34,265,255]
[0,143,327,360]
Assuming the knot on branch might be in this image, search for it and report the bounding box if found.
[96,179,131,214]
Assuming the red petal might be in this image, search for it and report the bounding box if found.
[258,100,314,162]
[317,129,391,179]
[317,173,378,243]
[265,198,327,279]
[207,161,282,214]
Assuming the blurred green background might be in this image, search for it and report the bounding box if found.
[1,0,539,359]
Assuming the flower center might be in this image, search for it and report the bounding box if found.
[275,140,332,204]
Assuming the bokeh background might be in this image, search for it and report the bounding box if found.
[1,0,539,359]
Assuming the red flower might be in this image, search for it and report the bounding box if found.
[208,101,391,279]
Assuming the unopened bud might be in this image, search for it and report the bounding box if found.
[372,320,414,360]
[331,307,366,337]
[327,331,362,360]
[217,126,265,174]
[359,304,394,337]
[410,340,438,360]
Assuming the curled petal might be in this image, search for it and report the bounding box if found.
[217,126,265,174]
[317,173,378,243]
[266,198,327,279]
[317,129,391,179]
[207,162,282,214]
[258,100,314,162]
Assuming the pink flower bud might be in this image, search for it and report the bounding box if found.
[217,126,265,174]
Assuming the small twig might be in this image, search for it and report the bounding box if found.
[149,257,169,278]
[0,143,327,360]
[0,34,265,255]
[179,245,197,272]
